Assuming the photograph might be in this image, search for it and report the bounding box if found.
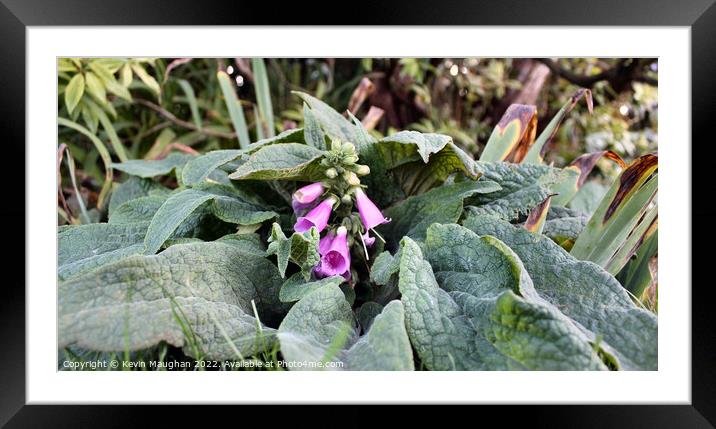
[56,57,659,372]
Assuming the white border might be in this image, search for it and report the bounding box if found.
[27,27,690,404]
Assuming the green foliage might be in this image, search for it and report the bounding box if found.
[57,59,658,371]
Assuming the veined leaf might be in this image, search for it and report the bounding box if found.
[293,91,363,148]
[112,152,194,178]
[58,222,148,280]
[252,58,275,138]
[59,241,284,360]
[143,188,277,254]
[523,88,593,164]
[541,206,589,250]
[278,284,414,370]
[466,161,566,221]
[571,154,658,274]
[217,71,250,148]
[108,176,170,215]
[480,104,537,162]
[463,215,657,370]
[381,179,501,246]
[182,149,243,186]
[267,223,321,280]
[302,103,327,150]
[279,274,344,303]
[228,143,325,181]
[398,231,607,370]
[64,73,85,114]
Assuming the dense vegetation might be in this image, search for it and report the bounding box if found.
[58,58,658,371]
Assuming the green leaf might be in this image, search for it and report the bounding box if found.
[64,73,85,114]
[463,215,657,370]
[480,104,537,162]
[217,71,250,148]
[267,223,321,280]
[130,62,161,96]
[293,91,362,147]
[570,154,657,273]
[380,180,501,245]
[278,284,413,370]
[251,58,275,138]
[302,103,327,150]
[616,228,658,298]
[58,222,148,280]
[541,206,589,248]
[108,176,170,215]
[182,149,243,186]
[89,61,132,101]
[523,88,593,164]
[86,98,129,162]
[279,274,345,303]
[177,79,202,130]
[83,71,107,104]
[109,195,168,224]
[59,241,284,360]
[228,143,325,181]
[399,230,608,370]
[466,161,566,221]
[58,117,113,209]
[111,153,194,178]
[143,188,277,254]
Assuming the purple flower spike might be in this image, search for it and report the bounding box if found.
[292,182,324,215]
[315,227,351,278]
[355,188,390,231]
[294,197,336,233]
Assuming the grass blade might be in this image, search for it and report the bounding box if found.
[251,58,275,138]
[217,70,250,148]
[58,117,113,209]
[177,79,202,131]
[86,98,129,162]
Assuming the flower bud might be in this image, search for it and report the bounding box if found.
[341,194,353,205]
[341,142,356,154]
[325,168,338,179]
[343,154,359,165]
[354,164,370,176]
[344,171,361,186]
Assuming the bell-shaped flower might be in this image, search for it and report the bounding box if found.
[294,196,336,233]
[315,226,351,278]
[291,182,324,215]
[355,188,390,231]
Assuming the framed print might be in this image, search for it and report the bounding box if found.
[1,0,712,426]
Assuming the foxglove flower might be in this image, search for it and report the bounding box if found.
[292,182,324,215]
[294,196,336,233]
[315,226,351,278]
[355,188,390,231]
[361,232,376,248]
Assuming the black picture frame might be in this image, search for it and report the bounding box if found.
[1,0,710,426]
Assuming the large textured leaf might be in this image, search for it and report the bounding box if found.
[466,161,566,221]
[108,176,170,215]
[293,91,363,148]
[228,143,325,181]
[182,149,244,186]
[109,195,168,224]
[112,153,195,178]
[480,104,537,162]
[571,154,657,274]
[278,284,413,370]
[59,242,285,360]
[279,274,345,303]
[398,231,607,371]
[266,223,320,280]
[380,179,501,246]
[541,206,589,249]
[143,188,277,254]
[463,215,657,370]
[302,103,327,150]
[58,222,148,280]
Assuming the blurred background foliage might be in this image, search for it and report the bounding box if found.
[57,57,657,222]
